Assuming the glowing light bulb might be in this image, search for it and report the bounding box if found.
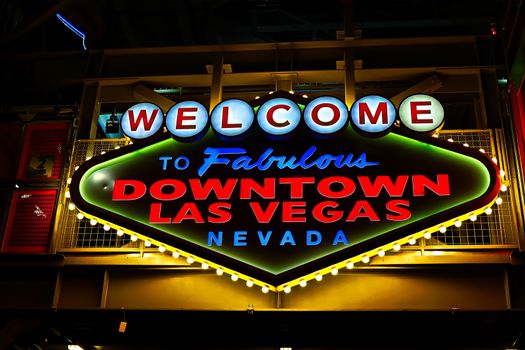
[362,255,370,263]
[89,219,97,226]
[186,256,195,264]
[283,286,291,293]
[255,96,260,99]
[262,286,269,293]
[76,213,84,220]
[201,262,208,269]
[479,148,485,153]
[496,197,503,205]
[432,134,439,138]
[492,157,497,164]
[346,261,354,269]
[158,246,166,253]
[377,250,385,257]
[408,238,416,245]
[501,184,508,192]
[485,207,493,215]
[302,94,308,98]
[246,280,254,287]
[103,224,110,231]
[100,151,106,155]
[74,166,79,171]
[330,268,338,275]
[299,280,307,287]
[469,214,477,221]
[216,268,224,276]
[447,138,454,142]
[117,230,124,236]
[269,91,274,95]
[68,203,75,210]
[65,191,71,199]
[172,251,180,258]
[463,143,469,147]
[130,235,138,241]
[315,274,323,281]
[144,240,151,247]
[423,232,431,239]
[289,90,294,94]
[454,220,462,228]
[500,170,505,177]
[67,178,72,184]
[85,156,92,161]
[439,226,447,233]
[231,274,239,282]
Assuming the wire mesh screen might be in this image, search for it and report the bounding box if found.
[57,131,518,250]
[425,130,517,247]
[59,139,140,249]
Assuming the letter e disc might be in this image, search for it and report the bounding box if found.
[121,103,164,140]
[304,96,348,134]
[166,101,209,139]
[399,94,444,133]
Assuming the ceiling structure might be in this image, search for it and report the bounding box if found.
[0,0,509,52]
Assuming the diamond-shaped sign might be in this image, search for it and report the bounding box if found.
[70,94,500,291]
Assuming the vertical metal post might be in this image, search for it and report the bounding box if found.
[210,54,224,111]
[344,49,356,109]
[77,82,102,139]
[52,270,62,309]
[100,269,109,308]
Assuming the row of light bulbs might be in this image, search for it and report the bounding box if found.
[63,138,508,293]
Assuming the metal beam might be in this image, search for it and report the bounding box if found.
[390,74,443,107]
[132,83,175,111]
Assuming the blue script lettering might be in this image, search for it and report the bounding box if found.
[198,146,379,176]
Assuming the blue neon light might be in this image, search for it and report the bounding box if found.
[197,146,379,176]
[56,13,87,50]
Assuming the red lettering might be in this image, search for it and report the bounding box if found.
[249,202,279,223]
[279,177,315,199]
[267,104,291,127]
[240,178,276,199]
[412,174,450,196]
[127,109,159,131]
[312,201,343,223]
[386,200,411,221]
[208,202,232,223]
[358,176,408,197]
[221,106,242,129]
[175,107,198,129]
[150,179,187,201]
[346,200,380,221]
[112,180,146,201]
[358,102,388,125]
[172,203,204,223]
[318,176,356,198]
[312,103,340,126]
[189,179,237,200]
[149,203,171,223]
[410,101,433,124]
[282,201,306,222]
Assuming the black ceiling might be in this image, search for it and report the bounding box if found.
[0,0,508,52]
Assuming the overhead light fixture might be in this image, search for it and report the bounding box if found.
[68,345,84,350]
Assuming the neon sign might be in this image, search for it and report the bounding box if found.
[70,92,501,291]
